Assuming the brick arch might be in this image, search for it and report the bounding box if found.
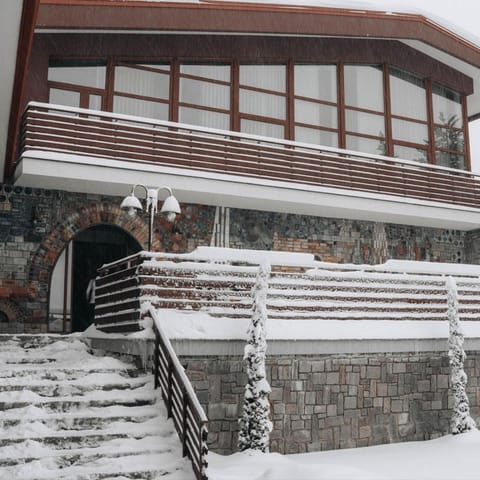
[28,202,154,323]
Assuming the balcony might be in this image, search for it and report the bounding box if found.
[14,102,480,230]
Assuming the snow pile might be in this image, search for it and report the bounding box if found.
[209,430,480,480]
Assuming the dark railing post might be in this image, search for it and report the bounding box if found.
[167,358,173,418]
[153,331,160,389]
[182,390,188,457]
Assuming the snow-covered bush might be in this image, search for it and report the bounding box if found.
[446,276,476,434]
[238,261,272,452]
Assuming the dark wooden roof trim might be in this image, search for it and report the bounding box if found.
[36,1,480,68]
[5,0,40,181]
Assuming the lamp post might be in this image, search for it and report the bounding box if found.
[120,185,181,251]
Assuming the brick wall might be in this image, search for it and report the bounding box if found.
[182,352,480,455]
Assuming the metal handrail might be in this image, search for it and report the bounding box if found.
[150,307,209,480]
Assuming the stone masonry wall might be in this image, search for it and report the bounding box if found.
[0,183,215,333]
[228,209,466,264]
[0,182,475,332]
[182,352,480,455]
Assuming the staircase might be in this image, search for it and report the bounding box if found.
[0,334,195,480]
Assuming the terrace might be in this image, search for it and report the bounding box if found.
[14,101,480,230]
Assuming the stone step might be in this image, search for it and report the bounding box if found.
[0,366,141,380]
[0,435,172,467]
[0,404,159,431]
[0,374,150,395]
[4,452,191,480]
[0,416,168,448]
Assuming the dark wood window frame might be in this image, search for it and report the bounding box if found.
[47,57,471,170]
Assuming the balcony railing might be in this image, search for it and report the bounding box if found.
[19,101,480,209]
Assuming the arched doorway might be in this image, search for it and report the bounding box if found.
[49,224,141,332]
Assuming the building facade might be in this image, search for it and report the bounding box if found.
[3,0,480,333]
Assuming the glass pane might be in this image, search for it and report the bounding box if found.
[48,65,106,89]
[344,65,384,112]
[295,126,338,147]
[240,89,286,120]
[240,65,286,92]
[346,135,386,155]
[392,118,428,145]
[294,65,337,102]
[114,66,170,99]
[179,107,230,130]
[180,78,230,110]
[435,151,465,170]
[390,68,427,121]
[49,88,80,108]
[394,144,428,163]
[180,64,230,82]
[113,95,169,120]
[346,109,385,138]
[89,95,102,110]
[432,84,463,127]
[241,119,284,139]
[434,126,464,152]
[295,100,337,129]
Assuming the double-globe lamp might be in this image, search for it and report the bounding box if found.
[120,184,181,251]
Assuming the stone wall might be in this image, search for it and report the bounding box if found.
[0,182,475,333]
[228,209,467,264]
[0,183,215,333]
[181,352,480,455]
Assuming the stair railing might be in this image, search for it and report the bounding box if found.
[150,307,209,480]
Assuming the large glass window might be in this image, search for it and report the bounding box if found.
[46,59,469,170]
[294,64,338,147]
[389,68,428,163]
[239,64,286,138]
[432,84,465,169]
[48,60,107,110]
[344,65,385,155]
[113,63,170,121]
[179,64,231,129]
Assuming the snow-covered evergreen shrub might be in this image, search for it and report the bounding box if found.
[238,260,272,452]
[446,276,476,434]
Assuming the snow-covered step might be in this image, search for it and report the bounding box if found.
[0,334,195,480]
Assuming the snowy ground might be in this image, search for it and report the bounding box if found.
[209,430,480,480]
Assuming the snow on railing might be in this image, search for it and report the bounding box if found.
[150,307,209,480]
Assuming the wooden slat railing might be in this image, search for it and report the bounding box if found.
[150,307,209,480]
[19,102,480,209]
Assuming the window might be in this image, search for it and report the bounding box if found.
[294,64,338,147]
[48,60,107,110]
[46,59,469,170]
[432,84,465,169]
[113,63,170,121]
[179,64,231,129]
[239,64,286,138]
[344,65,386,155]
[389,68,428,163]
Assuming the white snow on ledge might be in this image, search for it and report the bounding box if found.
[154,309,480,341]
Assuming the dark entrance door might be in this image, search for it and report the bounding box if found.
[72,225,141,332]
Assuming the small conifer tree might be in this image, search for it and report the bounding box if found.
[446,276,476,434]
[238,261,272,452]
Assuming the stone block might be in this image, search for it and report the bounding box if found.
[391,400,404,413]
[326,372,339,384]
[417,380,431,392]
[366,366,381,379]
[344,396,357,410]
[327,404,337,417]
